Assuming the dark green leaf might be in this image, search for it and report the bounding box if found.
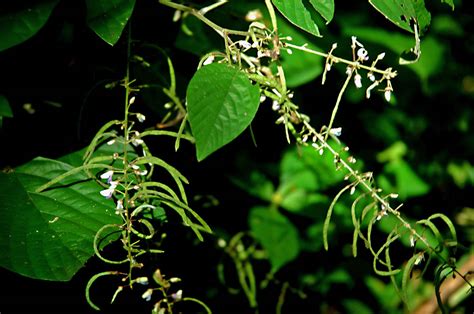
[0,95,13,118]
[186,63,260,161]
[0,0,59,51]
[368,0,431,35]
[0,158,120,281]
[271,0,322,37]
[86,0,136,46]
[249,207,299,272]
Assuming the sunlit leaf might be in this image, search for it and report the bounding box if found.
[186,63,260,161]
[271,0,321,37]
[249,207,299,272]
[308,0,335,24]
[0,0,60,51]
[0,158,120,281]
[85,0,136,46]
[380,159,430,199]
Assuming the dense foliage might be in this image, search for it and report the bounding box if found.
[0,0,472,313]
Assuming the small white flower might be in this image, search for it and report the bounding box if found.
[410,235,416,247]
[131,164,140,170]
[376,209,388,221]
[137,113,146,123]
[107,139,116,145]
[171,289,182,301]
[325,62,332,72]
[357,48,369,61]
[142,288,153,301]
[376,52,386,60]
[100,180,118,199]
[330,127,342,137]
[203,55,214,65]
[275,116,285,124]
[129,96,136,105]
[259,95,266,103]
[348,156,356,164]
[319,148,324,155]
[245,9,262,22]
[350,186,356,195]
[384,89,392,102]
[238,41,252,50]
[286,48,293,55]
[139,169,148,176]
[115,199,124,214]
[332,43,338,49]
[136,277,149,285]
[346,66,352,75]
[302,135,308,143]
[354,74,362,88]
[100,170,114,181]
[131,138,144,147]
[169,277,181,283]
[368,72,375,82]
[272,100,280,111]
[100,187,115,199]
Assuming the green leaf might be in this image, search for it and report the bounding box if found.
[0,0,60,51]
[0,95,13,118]
[368,0,431,35]
[249,207,300,272]
[440,0,454,10]
[85,0,136,46]
[271,0,322,37]
[186,63,260,161]
[0,95,13,128]
[0,158,120,281]
[308,0,335,24]
[381,159,430,199]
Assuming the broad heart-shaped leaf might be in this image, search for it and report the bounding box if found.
[272,0,322,37]
[369,0,431,36]
[0,158,120,281]
[0,0,60,51]
[308,0,335,24]
[186,63,260,161]
[85,0,136,46]
[249,207,300,272]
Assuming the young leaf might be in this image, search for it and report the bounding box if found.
[0,0,60,51]
[0,157,120,281]
[249,207,300,272]
[186,63,260,161]
[271,0,322,37]
[85,0,136,46]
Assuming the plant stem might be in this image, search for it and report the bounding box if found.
[158,0,249,38]
[285,42,397,78]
